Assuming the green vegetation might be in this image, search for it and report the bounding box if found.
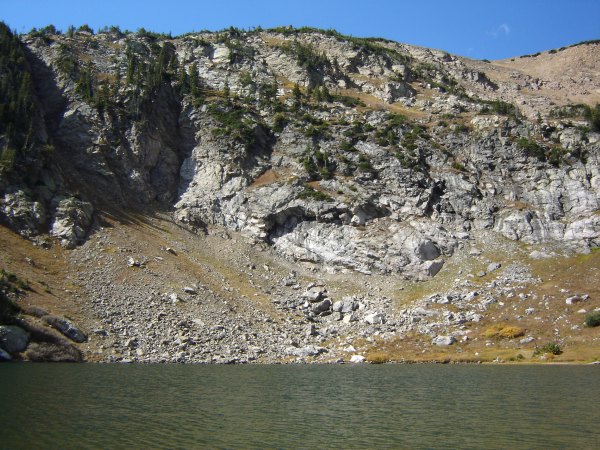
[340,141,358,152]
[534,342,563,356]
[451,161,466,172]
[520,52,541,58]
[516,137,570,166]
[374,114,409,146]
[331,93,365,107]
[517,137,545,161]
[0,268,30,293]
[0,289,18,323]
[549,104,589,119]
[453,123,470,134]
[584,104,600,132]
[584,311,600,328]
[413,63,471,99]
[546,146,566,167]
[77,24,94,34]
[401,125,428,150]
[343,120,373,143]
[272,113,288,132]
[357,153,376,176]
[224,38,256,65]
[278,41,330,79]
[302,146,334,180]
[549,103,600,132]
[569,39,600,48]
[300,114,330,140]
[0,22,38,175]
[296,185,332,201]
[267,26,411,65]
[480,99,519,116]
[209,103,257,149]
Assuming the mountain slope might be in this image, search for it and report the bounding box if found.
[1,24,599,363]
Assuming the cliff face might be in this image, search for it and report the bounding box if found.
[3,26,597,279]
[1,26,600,363]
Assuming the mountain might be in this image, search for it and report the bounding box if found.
[1,24,599,363]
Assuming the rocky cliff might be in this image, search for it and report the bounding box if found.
[1,25,599,363]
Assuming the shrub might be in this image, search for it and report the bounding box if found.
[0,290,19,323]
[534,342,563,356]
[451,161,466,172]
[357,154,376,175]
[208,103,257,149]
[296,185,332,202]
[77,24,94,34]
[453,123,470,134]
[272,113,288,132]
[483,325,525,339]
[547,146,565,167]
[304,123,329,139]
[583,104,600,132]
[366,352,389,364]
[517,137,545,161]
[584,311,600,327]
[340,141,357,152]
[332,94,365,107]
[480,99,518,116]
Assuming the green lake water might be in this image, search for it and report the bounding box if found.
[0,364,598,449]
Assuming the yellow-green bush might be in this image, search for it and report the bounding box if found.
[483,325,525,339]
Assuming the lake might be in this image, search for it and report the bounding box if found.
[1,364,598,449]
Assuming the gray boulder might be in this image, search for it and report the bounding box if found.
[302,289,324,302]
[285,345,326,357]
[364,312,385,325]
[0,190,46,237]
[566,296,584,305]
[0,325,29,353]
[42,315,87,343]
[432,335,455,346]
[342,312,359,323]
[50,196,94,249]
[487,262,502,273]
[0,347,12,361]
[333,297,357,313]
[312,299,332,315]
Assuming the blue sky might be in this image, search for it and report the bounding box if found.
[1,0,598,59]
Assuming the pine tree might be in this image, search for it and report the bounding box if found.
[0,22,38,173]
[292,83,302,101]
[189,62,199,98]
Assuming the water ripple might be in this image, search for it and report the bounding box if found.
[0,364,599,449]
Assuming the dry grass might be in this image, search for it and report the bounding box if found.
[365,351,390,364]
[483,325,525,339]
[248,169,280,188]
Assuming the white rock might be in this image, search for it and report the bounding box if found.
[350,355,366,363]
[432,335,455,346]
[285,345,325,357]
[364,312,385,324]
[566,296,583,305]
[342,312,359,323]
[127,257,140,267]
